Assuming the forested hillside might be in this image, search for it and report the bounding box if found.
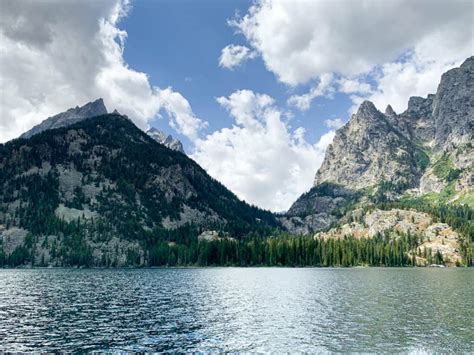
[0,114,278,266]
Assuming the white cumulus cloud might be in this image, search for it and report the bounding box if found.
[231,0,472,111]
[192,90,335,212]
[218,44,257,70]
[287,73,334,111]
[0,0,206,143]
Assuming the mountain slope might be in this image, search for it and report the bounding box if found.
[286,57,473,235]
[0,113,278,265]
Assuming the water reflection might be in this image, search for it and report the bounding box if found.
[0,268,472,352]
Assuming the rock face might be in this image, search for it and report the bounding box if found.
[20,99,108,139]
[315,208,463,266]
[432,57,474,153]
[314,57,473,193]
[280,183,357,235]
[147,127,185,153]
[313,101,426,190]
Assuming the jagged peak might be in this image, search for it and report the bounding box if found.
[19,98,108,139]
[406,95,433,113]
[359,100,376,109]
[81,98,107,112]
[354,100,382,120]
[146,127,184,153]
[385,104,396,116]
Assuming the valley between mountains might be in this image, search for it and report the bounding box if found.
[1,58,473,267]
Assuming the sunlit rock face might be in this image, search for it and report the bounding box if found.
[312,56,473,193]
[313,100,425,191]
[20,98,108,139]
[146,127,185,154]
[286,57,473,235]
[314,208,463,266]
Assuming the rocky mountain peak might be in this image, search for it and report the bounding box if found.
[19,98,108,139]
[147,127,185,154]
[356,100,380,118]
[385,104,396,117]
[289,57,473,233]
[69,98,107,116]
[312,94,422,191]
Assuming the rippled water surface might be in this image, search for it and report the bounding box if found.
[0,268,473,352]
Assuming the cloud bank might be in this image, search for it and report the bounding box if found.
[229,0,472,111]
[0,0,206,142]
[219,44,257,70]
[192,90,335,212]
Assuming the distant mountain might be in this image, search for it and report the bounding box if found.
[0,113,278,266]
[284,57,473,234]
[19,98,108,139]
[147,127,184,153]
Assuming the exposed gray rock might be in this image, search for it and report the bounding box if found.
[198,230,221,242]
[0,227,28,255]
[20,98,108,139]
[432,57,474,153]
[55,204,98,223]
[313,57,473,194]
[287,184,354,217]
[282,183,356,234]
[147,127,185,153]
[398,95,436,143]
[161,204,223,230]
[279,213,336,235]
[315,208,463,265]
[287,57,473,234]
[313,101,424,190]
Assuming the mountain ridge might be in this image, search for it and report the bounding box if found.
[285,56,473,235]
[19,98,108,139]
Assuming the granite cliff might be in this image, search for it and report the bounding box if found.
[285,57,473,235]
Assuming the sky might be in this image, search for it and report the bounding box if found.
[0,0,472,212]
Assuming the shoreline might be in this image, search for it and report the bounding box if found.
[1,264,470,270]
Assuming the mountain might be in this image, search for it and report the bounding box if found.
[313,100,428,190]
[285,57,473,234]
[147,127,185,153]
[19,98,108,139]
[313,57,473,193]
[0,113,278,266]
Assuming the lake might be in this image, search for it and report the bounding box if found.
[0,268,473,352]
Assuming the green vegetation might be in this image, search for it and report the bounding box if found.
[431,153,462,182]
[414,147,430,171]
[0,230,442,268]
[456,189,474,207]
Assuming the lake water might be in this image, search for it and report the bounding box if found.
[0,268,473,352]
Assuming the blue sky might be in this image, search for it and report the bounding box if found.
[120,0,352,150]
[1,0,471,211]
